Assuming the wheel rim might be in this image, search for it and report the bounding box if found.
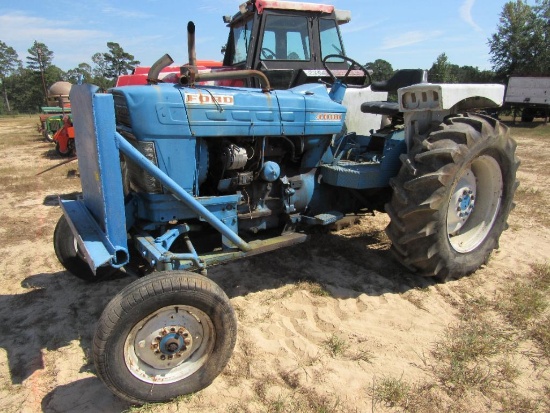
[124,305,215,384]
[447,155,503,253]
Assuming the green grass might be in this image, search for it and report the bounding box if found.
[498,282,547,326]
[323,333,349,358]
[371,376,411,408]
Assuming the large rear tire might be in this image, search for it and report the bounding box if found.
[385,113,519,280]
[93,271,237,405]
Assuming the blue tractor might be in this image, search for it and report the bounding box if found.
[53,0,518,404]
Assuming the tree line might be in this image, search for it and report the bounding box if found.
[1,0,549,114]
[0,41,139,114]
[367,1,549,86]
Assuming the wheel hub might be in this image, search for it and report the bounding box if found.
[124,305,215,384]
[448,170,477,235]
[456,189,475,219]
[135,324,195,368]
[154,327,193,358]
[446,155,503,254]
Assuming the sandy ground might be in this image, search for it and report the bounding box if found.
[0,116,548,413]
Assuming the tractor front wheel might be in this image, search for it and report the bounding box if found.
[93,271,237,405]
[53,214,116,281]
[385,113,519,280]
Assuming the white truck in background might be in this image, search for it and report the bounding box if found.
[504,76,550,123]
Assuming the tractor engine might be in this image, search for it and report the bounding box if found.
[111,82,346,236]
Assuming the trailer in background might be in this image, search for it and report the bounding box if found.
[504,76,549,124]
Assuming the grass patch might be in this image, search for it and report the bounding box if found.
[371,376,411,408]
[497,391,543,413]
[350,348,375,363]
[295,280,331,297]
[498,282,547,326]
[496,264,550,359]
[512,187,550,228]
[433,319,514,364]
[530,314,550,358]
[323,333,348,358]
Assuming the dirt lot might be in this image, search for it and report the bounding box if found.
[0,115,549,413]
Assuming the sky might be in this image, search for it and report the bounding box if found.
[0,0,512,73]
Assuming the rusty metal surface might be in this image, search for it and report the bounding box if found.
[198,232,308,267]
[180,69,272,92]
[255,0,334,14]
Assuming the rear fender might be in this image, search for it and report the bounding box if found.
[398,83,505,147]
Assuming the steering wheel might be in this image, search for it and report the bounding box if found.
[261,47,276,60]
[322,54,372,88]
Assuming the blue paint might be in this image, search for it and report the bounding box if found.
[260,161,280,182]
[65,84,129,272]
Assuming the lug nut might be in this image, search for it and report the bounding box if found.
[160,355,166,360]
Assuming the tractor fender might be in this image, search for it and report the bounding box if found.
[398,83,505,113]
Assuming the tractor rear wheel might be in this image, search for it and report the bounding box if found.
[55,140,76,157]
[385,113,519,280]
[93,271,237,404]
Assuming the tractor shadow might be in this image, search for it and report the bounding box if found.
[0,270,137,385]
[41,377,129,413]
[208,227,437,300]
[2,225,435,409]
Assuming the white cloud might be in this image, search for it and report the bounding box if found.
[460,0,483,32]
[0,12,105,44]
[380,30,444,50]
[100,7,150,19]
[0,12,108,69]
[341,20,385,34]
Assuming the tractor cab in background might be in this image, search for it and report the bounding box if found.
[221,0,364,89]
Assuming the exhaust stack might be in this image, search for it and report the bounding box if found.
[187,21,197,84]
[147,54,174,84]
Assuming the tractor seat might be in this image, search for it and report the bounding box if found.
[370,69,427,93]
[362,69,428,116]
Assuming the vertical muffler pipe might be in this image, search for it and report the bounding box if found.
[187,21,197,84]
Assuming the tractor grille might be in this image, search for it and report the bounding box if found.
[112,93,163,194]
[113,93,131,128]
[120,132,163,194]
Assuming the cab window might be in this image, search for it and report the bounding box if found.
[232,18,254,64]
[261,15,310,61]
[320,18,345,61]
